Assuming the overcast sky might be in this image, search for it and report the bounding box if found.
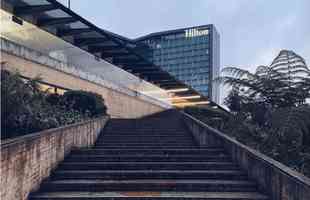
[58,0,309,71]
[57,0,309,102]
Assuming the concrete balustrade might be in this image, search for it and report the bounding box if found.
[0,116,109,200]
[182,112,310,200]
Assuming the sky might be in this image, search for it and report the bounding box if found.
[57,0,309,101]
[58,0,309,70]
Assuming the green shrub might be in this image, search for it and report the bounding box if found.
[184,104,310,177]
[1,70,107,140]
[63,90,107,117]
[46,93,62,105]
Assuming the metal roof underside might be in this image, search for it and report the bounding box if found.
[2,0,220,107]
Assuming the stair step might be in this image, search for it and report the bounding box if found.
[99,139,193,142]
[30,192,269,200]
[102,131,189,135]
[100,133,191,136]
[96,141,194,144]
[96,142,194,145]
[104,129,187,133]
[52,170,247,180]
[72,148,225,156]
[92,146,196,149]
[97,137,193,142]
[98,135,194,139]
[104,128,188,131]
[59,162,238,170]
[40,179,257,192]
[66,155,230,162]
[98,134,193,141]
[104,124,184,127]
[95,143,195,147]
[105,129,189,131]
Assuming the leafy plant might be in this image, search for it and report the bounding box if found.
[204,50,310,177]
[63,90,107,117]
[1,70,107,140]
[215,50,310,108]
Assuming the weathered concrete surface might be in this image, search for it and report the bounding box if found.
[0,116,108,200]
[1,51,168,118]
[182,112,310,200]
[0,38,171,118]
[30,191,269,199]
[28,110,268,200]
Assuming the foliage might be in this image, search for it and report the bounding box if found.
[223,87,244,113]
[63,90,107,117]
[198,50,310,177]
[1,70,107,140]
[264,106,310,169]
[215,50,310,107]
[186,104,310,176]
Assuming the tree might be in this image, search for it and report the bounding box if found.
[216,50,310,108]
[214,50,310,176]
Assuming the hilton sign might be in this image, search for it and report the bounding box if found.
[185,28,209,38]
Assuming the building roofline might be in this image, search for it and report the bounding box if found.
[134,24,215,41]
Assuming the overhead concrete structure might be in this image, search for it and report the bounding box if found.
[1,0,174,118]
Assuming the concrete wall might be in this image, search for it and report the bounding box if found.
[0,116,109,200]
[1,48,169,118]
[182,112,310,200]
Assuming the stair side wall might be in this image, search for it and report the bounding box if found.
[182,112,310,200]
[0,116,109,200]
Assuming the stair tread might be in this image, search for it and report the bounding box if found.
[48,179,255,185]
[98,140,193,142]
[32,192,268,199]
[96,144,195,145]
[62,161,234,164]
[77,146,224,154]
[68,155,228,158]
[95,144,195,146]
[77,148,224,151]
[98,138,191,139]
[94,145,195,146]
[55,170,245,174]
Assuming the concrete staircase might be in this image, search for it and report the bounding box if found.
[29,110,268,200]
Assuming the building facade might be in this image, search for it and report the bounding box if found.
[135,25,220,103]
